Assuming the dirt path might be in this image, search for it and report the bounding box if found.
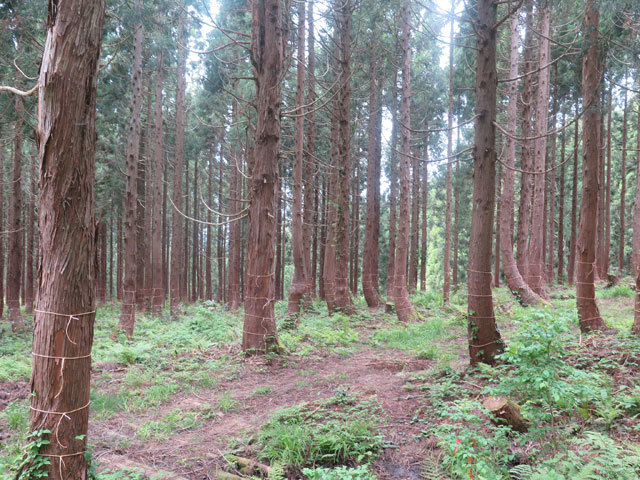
[93,345,441,480]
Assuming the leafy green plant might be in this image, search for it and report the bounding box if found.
[302,464,376,480]
[10,429,52,480]
[217,392,239,413]
[598,285,634,298]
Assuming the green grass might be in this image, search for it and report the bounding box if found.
[137,406,213,441]
[369,316,447,357]
[279,311,360,355]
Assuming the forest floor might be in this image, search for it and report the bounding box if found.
[1,281,640,480]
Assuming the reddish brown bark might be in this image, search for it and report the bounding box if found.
[527,3,551,298]
[633,271,640,335]
[557,113,566,283]
[547,67,559,283]
[568,98,580,285]
[97,222,107,303]
[331,0,353,313]
[495,165,501,288]
[0,146,4,318]
[25,155,36,313]
[499,6,542,306]
[27,1,105,477]
[350,157,360,296]
[227,104,242,310]
[386,72,399,301]
[242,0,283,352]
[468,0,504,365]
[633,82,640,276]
[394,0,416,322]
[323,110,339,312]
[116,214,123,301]
[619,86,627,273]
[136,88,151,311]
[191,155,199,302]
[409,154,419,293]
[576,0,606,332]
[151,53,164,315]
[318,175,328,300]
[170,12,187,313]
[217,146,225,303]
[288,0,309,315]
[119,0,143,334]
[362,59,383,309]
[303,0,317,298]
[7,94,24,330]
[516,0,535,280]
[604,90,612,277]
[443,3,454,304]
[420,151,428,291]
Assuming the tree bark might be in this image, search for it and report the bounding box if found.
[576,0,606,332]
[495,165,501,288]
[323,109,339,312]
[242,0,283,352]
[362,58,383,309]
[227,97,242,310]
[288,0,309,315]
[0,145,4,318]
[408,153,419,293]
[394,0,416,322]
[619,85,627,273]
[332,0,353,313]
[28,1,105,477]
[119,0,143,335]
[7,94,24,331]
[557,112,566,283]
[25,155,36,313]
[547,66,559,283]
[151,52,164,315]
[633,79,640,276]
[386,71,399,301]
[443,2,454,304]
[468,0,504,365]
[498,11,542,306]
[568,98,580,285]
[516,0,535,280]
[116,215,123,301]
[527,3,551,298]
[303,0,317,298]
[420,150,428,291]
[604,89,612,277]
[136,88,151,311]
[170,12,187,314]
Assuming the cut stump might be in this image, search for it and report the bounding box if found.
[482,396,529,433]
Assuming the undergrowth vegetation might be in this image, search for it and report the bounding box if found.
[1,283,639,479]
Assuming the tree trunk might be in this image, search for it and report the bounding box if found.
[7,94,24,331]
[275,176,282,301]
[119,0,143,335]
[468,0,504,365]
[619,85,627,273]
[136,89,151,311]
[206,145,214,301]
[604,89,612,277]
[453,126,460,287]
[362,58,383,309]
[557,113,566,283]
[144,83,154,310]
[516,0,535,280]
[443,1,454,304]
[303,0,317,298]
[394,0,416,322]
[351,157,360,296]
[288,0,308,315]
[633,270,640,335]
[576,0,606,332]
[191,154,199,302]
[170,12,187,314]
[408,153,419,293]
[319,175,327,300]
[227,100,242,310]
[183,152,190,300]
[331,0,353,313]
[25,155,36,313]
[116,215,123,301]
[28,1,105,477]
[98,222,107,302]
[323,110,339,312]
[0,145,4,318]
[495,164,501,288]
[527,3,551,298]
[633,80,640,276]
[547,66,559,283]
[151,52,164,315]
[217,145,225,303]
[386,71,399,300]
[420,151,428,291]
[242,0,283,352]
[568,98,579,285]
[499,11,542,306]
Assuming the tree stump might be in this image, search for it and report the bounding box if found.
[483,396,529,433]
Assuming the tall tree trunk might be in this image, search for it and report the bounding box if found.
[547,66,559,283]
[275,176,282,301]
[568,98,580,285]
[151,52,164,315]
[443,1,454,304]
[596,90,606,280]
[495,165,501,287]
[604,89,612,277]
[0,145,4,318]
[633,270,640,335]
[170,12,187,314]
[206,146,214,301]
[351,157,360,296]
[216,143,225,303]
[576,0,606,332]
[394,0,416,322]
[408,154,419,293]
[362,58,383,308]
[557,113,566,283]
[632,83,640,276]
[420,151,428,291]
[242,0,283,352]
[619,84,627,273]
[191,155,199,302]
[98,222,107,302]
[119,0,143,335]
[7,94,24,330]
[27,1,105,477]
[318,175,327,300]
[453,126,460,287]
[468,0,504,365]
[144,85,154,309]
[323,110,339,312]
[499,10,542,306]
[227,101,242,310]
[136,89,151,311]
[386,72,399,300]
[516,0,535,280]
[331,0,353,313]
[288,0,308,315]
[116,215,123,300]
[25,156,36,313]
[162,158,168,296]
[527,3,551,298]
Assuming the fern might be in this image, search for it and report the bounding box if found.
[420,455,445,480]
[509,464,533,480]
